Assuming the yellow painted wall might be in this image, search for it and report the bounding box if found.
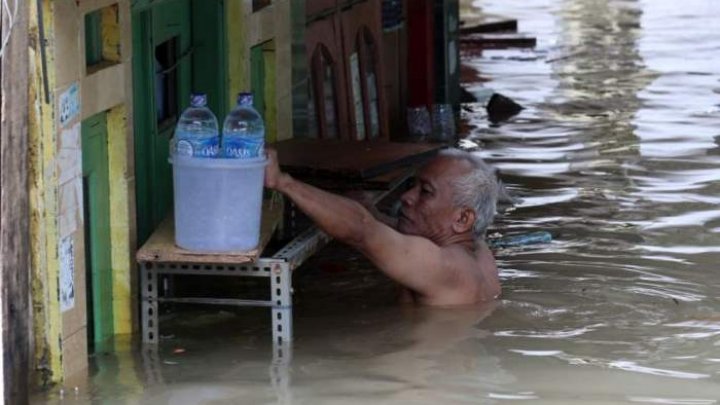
[29,0,64,386]
[263,44,278,142]
[107,105,136,335]
[101,4,121,63]
[226,0,292,141]
[226,0,249,110]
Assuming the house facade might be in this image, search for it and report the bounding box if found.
[3,0,458,397]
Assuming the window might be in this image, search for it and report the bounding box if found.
[85,11,102,66]
[84,4,121,73]
[382,0,404,31]
[356,28,381,139]
[154,37,179,129]
[311,45,340,139]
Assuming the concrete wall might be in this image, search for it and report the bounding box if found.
[29,0,135,384]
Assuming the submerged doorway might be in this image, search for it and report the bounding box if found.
[81,112,114,350]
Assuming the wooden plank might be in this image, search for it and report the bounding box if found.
[273,138,443,180]
[1,0,30,402]
[136,199,284,264]
[158,297,274,307]
[459,18,517,35]
[460,34,537,50]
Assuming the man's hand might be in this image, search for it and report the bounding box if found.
[264,148,285,190]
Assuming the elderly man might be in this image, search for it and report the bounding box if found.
[264,148,501,306]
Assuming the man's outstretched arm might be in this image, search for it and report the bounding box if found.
[265,149,377,247]
[264,149,456,297]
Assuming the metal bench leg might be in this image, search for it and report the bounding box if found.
[270,261,292,345]
[141,346,165,385]
[141,263,159,344]
[270,341,292,405]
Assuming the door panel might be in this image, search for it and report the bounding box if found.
[81,113,113,348]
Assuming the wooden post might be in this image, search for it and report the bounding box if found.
[1,0,30,403]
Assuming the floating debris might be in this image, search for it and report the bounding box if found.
[486,93,523,123]
[488,231,552,249]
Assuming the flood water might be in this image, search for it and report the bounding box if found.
[35,0,720,403]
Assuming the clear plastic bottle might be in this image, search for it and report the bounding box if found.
[173,93,219,158]
[222,92,265,159]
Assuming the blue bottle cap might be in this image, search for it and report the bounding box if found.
[237,92,253,106]
[190,93,207,107]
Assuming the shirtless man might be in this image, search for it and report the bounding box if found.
[264,148,501,306]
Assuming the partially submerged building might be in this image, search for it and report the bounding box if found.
[2,0,462,401]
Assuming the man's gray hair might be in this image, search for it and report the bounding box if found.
[438,148,499,239]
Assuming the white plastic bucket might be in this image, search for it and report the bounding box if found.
[170,155,267,252]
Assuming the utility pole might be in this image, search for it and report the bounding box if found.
[1,0,31,402]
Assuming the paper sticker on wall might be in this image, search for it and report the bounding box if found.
[58,178,82,239]
[57,123,81,185]
[59,82,81,128]
[60,236,76,312]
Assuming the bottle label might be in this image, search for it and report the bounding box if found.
[175,137,219,158]
[223,137,264,159]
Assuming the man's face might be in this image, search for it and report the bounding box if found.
[397,157,470,243]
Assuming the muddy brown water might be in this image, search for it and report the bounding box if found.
[34,0,720,403]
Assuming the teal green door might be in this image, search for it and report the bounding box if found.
[132,0,192,244]
[132,0,227,244]
[82,113,114,348]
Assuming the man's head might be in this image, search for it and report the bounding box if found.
[397,149,498,244]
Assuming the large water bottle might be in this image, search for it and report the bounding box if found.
[222,92,265,159]
[173,93,219,158]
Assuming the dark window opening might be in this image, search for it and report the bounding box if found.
[85,11,103,67]
[155,37,179,130]
[382,0,404,31]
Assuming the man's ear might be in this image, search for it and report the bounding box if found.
[452,207,476,234]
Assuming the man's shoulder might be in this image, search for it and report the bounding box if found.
[442,242,498,282]
[420,243,499,305]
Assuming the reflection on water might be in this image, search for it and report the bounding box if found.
[34,0,720,403]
